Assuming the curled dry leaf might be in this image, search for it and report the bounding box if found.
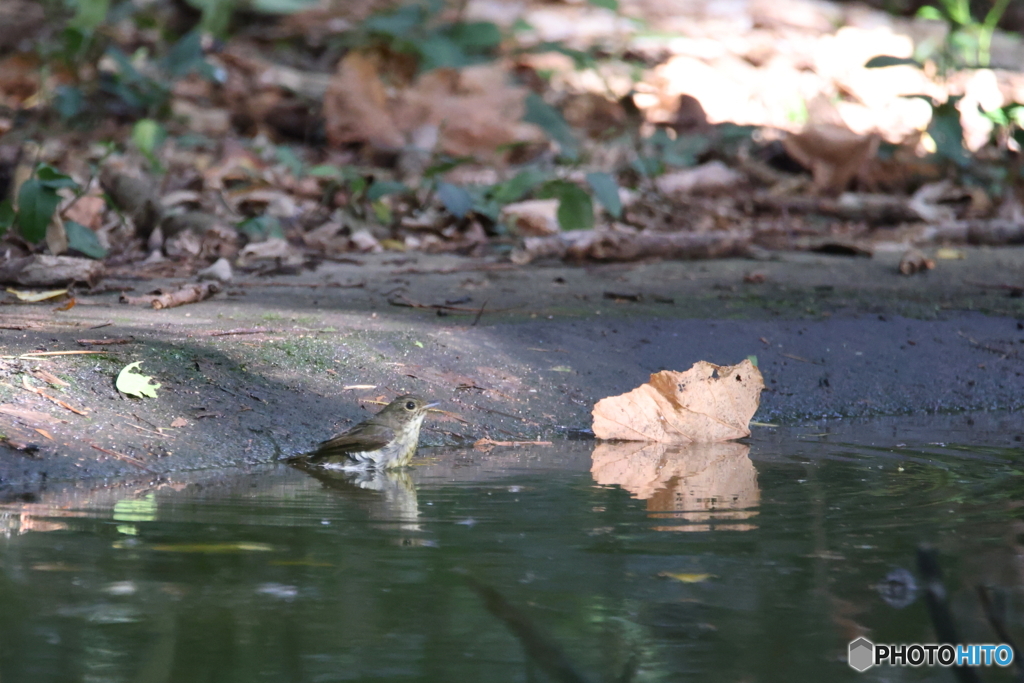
[592,359,764,443]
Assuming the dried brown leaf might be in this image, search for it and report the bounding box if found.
[592,360,764,443]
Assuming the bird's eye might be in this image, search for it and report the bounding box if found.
[405,401,416,411]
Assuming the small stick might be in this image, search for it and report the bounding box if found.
[471,299,488,326]
[234,281,365,289]
[17,350,107,358]
[90,444,152,471]
[125,422,173,439]
[474,438,552,449]
[21,377,88,415]
[780,353,822,365]
[151,283,219,310]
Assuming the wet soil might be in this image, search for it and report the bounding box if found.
[2,247,1023,487]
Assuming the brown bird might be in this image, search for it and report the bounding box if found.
[289,395,438,469]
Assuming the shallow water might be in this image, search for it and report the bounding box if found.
[2,420,1024,682]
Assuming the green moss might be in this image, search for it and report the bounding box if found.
[251,337,337,371]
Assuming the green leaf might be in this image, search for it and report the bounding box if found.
[71,0,110,31]
[645,129,710,169]
[540,180,593,231]
[133,118,167,161]
[251,0,320,13]
[585,172,621,218]
[372,200,392,223]
[65,220,108,259]
[1010,105,1024,127]
[423,155,473,178]
[419,35,467,70]
[864,55,922,69]
[36,165,79,190]
[364,5,423,38]
[306,164,343,179]
[0,199,14,234]
[556,187,593,231]
[437,182,473,218]
[275,145,304,177]
[162,30,214,79]
[928,98,968,166]
[238,215,284,241]
[185,0,234,37]
[54,85,84,120]
[490,169,549,204]
[523,93,578,160]
[588,0,619,9]
[367,180,409,200]
[915,5,945,21]
[16,180,61,243]
[116,361,161,398]
[447,21,502,50]
[349,176,368,197]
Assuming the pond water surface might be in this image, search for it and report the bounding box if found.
[2,418,1023,682]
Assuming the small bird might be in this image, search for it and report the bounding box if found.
[289,395,438,470]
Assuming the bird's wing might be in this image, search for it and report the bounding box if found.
[305,422,394,463]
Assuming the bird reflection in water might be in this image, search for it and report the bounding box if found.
[292,463,424,535]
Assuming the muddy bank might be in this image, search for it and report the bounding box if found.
[1,248,1023,487]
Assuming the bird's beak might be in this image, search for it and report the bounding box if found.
[425,402,441,410]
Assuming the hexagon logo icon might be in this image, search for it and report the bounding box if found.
[849,637,875,672]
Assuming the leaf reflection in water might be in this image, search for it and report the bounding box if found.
[590,441,759,531]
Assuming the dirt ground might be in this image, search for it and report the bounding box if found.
[2,246,1023,488]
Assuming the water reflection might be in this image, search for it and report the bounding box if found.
[295,464,422,532]
[2,430,1024,682]
[590,441,759,531]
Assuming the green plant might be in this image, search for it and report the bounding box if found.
[916,0,1012,68]
[632,128,710,177]
[980,102,1024,154]
[0,163,109,256]
[353,0,502,73]
[98,30,215,119]
[0,165,78,243]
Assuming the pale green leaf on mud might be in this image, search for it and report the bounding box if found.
[116,361,161,398]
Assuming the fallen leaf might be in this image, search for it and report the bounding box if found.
[116,361,161,398]
[6,287,68,302]
[63,195,107,230]
[592,360,764,443]
[500,199,560,236]
[782,118,879,194]
[935,247,965,260]
[146,542,274,553]
[53,297,77,311]
[170,417,188,428]
[658,572,715,583]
